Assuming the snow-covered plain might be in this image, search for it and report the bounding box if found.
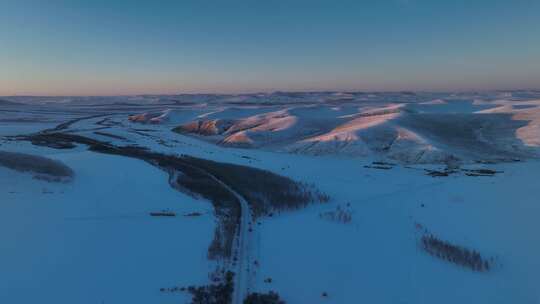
[1,91,539,303]
[0,149,214,304]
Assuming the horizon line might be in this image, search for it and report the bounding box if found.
[2,88,540,98]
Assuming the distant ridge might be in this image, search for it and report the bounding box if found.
[0,99,22,106]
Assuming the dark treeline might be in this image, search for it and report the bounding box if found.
[421,234,491,272]
[244,291,285,304]
[0,150,74,182]
[183,156,330,217]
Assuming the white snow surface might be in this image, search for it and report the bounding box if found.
[1,91,540,304]
[0,150,214,304]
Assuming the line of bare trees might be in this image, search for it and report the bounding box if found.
[421,234,491,272]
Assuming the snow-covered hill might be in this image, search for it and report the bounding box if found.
[169,96,540,163]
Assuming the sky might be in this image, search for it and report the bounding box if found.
[1,0,539,96]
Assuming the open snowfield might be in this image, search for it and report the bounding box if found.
[0,148,215,303]
[1,91,539,303]
[254,157,540,303]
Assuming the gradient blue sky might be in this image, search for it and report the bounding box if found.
[1,0,539,95]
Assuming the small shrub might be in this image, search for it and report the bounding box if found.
[243,291,285,304]
[319,205,352,223]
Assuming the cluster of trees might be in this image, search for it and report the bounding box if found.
[463,168,500,177]
[181,156,330,217]
[0,150,74,182]
[207,225,234,261]
[421,235,491,272]
[186,271,235,304]
[244,291,285,304]
[171,162,240,260]
[17,132,84,149]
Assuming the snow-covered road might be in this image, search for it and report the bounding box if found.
[205,173,253,304]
